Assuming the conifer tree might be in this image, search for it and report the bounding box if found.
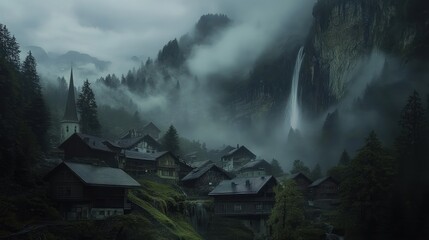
[341,131,395,239]
[161,125,180,155]
[310,163,322,181]
[77,80,101,135]
[269,180,304,240]
[21,51,50,150]
[270,159,284,177]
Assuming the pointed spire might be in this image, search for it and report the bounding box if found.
[62,67,79,122]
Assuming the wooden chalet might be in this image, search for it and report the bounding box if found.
[221,145,256,171]
[59,133,121,167]
[181,161,232,195]
[121,122,161,140]
[153,151,180,180]
[289,172,312,193]
[208,176,277,216]
[120,150,181,180]
[121,150,157,176]
[115,134,161,153]
[308,176,339,200]
[236,159,272,177]
[44,161,140,220]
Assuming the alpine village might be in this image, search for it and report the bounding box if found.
[1,1,429,240]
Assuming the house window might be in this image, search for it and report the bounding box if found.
[234,204,242,211]
[66,126,69,132]
[255,204,263,210]
[74,126,77,133]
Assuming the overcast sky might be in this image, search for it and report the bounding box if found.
[0,0,301,61]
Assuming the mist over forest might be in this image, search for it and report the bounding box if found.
[1,0,429,239]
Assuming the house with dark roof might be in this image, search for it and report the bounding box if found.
[236,159,272,178]
[116,134,161,153]
[44,161,140,220]
[121,150,157,176]
[152,151,180,180]
[209,176,277,216]
[289,172,312,193]
[308,176,339,200]
[221,145,256,171]
[59,133,121,167]
[209,176,277,238]
[181,162,232,195]
[121,122,161,140]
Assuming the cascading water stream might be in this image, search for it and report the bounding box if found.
[285,46,305,132]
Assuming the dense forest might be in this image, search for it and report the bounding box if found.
[0,0,429,239]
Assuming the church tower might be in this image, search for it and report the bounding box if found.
[60,68,80,143]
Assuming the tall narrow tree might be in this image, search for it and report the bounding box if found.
[77,80,100,135]
[161,125,180,155]
[21,51,50,150]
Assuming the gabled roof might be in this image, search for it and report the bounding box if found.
[116,136,145,149]
[46,161,140,188]
[238,159,271,172]
[221,145,256,159]
[116,134,161,150]
[124,150,156,161]
[308,176,338,188]
[190,160,213,168]
[143,122,161,133]
[59,133,116,153]
[182,163,231,182]
[289,172,311,182]
[62,68,79,122]
[209,176,276,196]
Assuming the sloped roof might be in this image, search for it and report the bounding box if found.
[62,68,79,122]
[289,172,311,182]
[209,175,276,196]
[124,150,156,161]
[47,162,140,188]
[59,133,116,153]
[308,176,338,188]
[116,134,161,150]
[182,163,230,182]
[143,122,161,132]
[222,145,256,159]
[190,160,213,168]
[238,159,271,172]
[116,136,146,149]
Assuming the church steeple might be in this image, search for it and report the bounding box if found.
[60,67,80,143]
[62,67,79,122]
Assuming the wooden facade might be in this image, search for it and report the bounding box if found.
[221,145,256,171]
[156,152,179,180]
[59,133,120,167]
[45,162,140,220]
[182,163,232,195]
[209,176,277,216]
[289,172,312,194]
[237,159,273,178]
[308,176,339,200]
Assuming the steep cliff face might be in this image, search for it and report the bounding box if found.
[300,0,429,116]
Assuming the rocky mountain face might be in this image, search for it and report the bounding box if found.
[300,0,429,116]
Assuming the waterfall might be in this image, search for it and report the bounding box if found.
[285,46,305,131]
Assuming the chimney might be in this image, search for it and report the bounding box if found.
[236,144,239,149]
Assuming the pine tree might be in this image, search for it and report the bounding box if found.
[290,159,311,176]
[341,131,395,239]
[268,180,305,240]
[161,125,180,155]
[310,163,322,181]
[21,51,50,150]
[77,80,101,135]
[271,159,284,177]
